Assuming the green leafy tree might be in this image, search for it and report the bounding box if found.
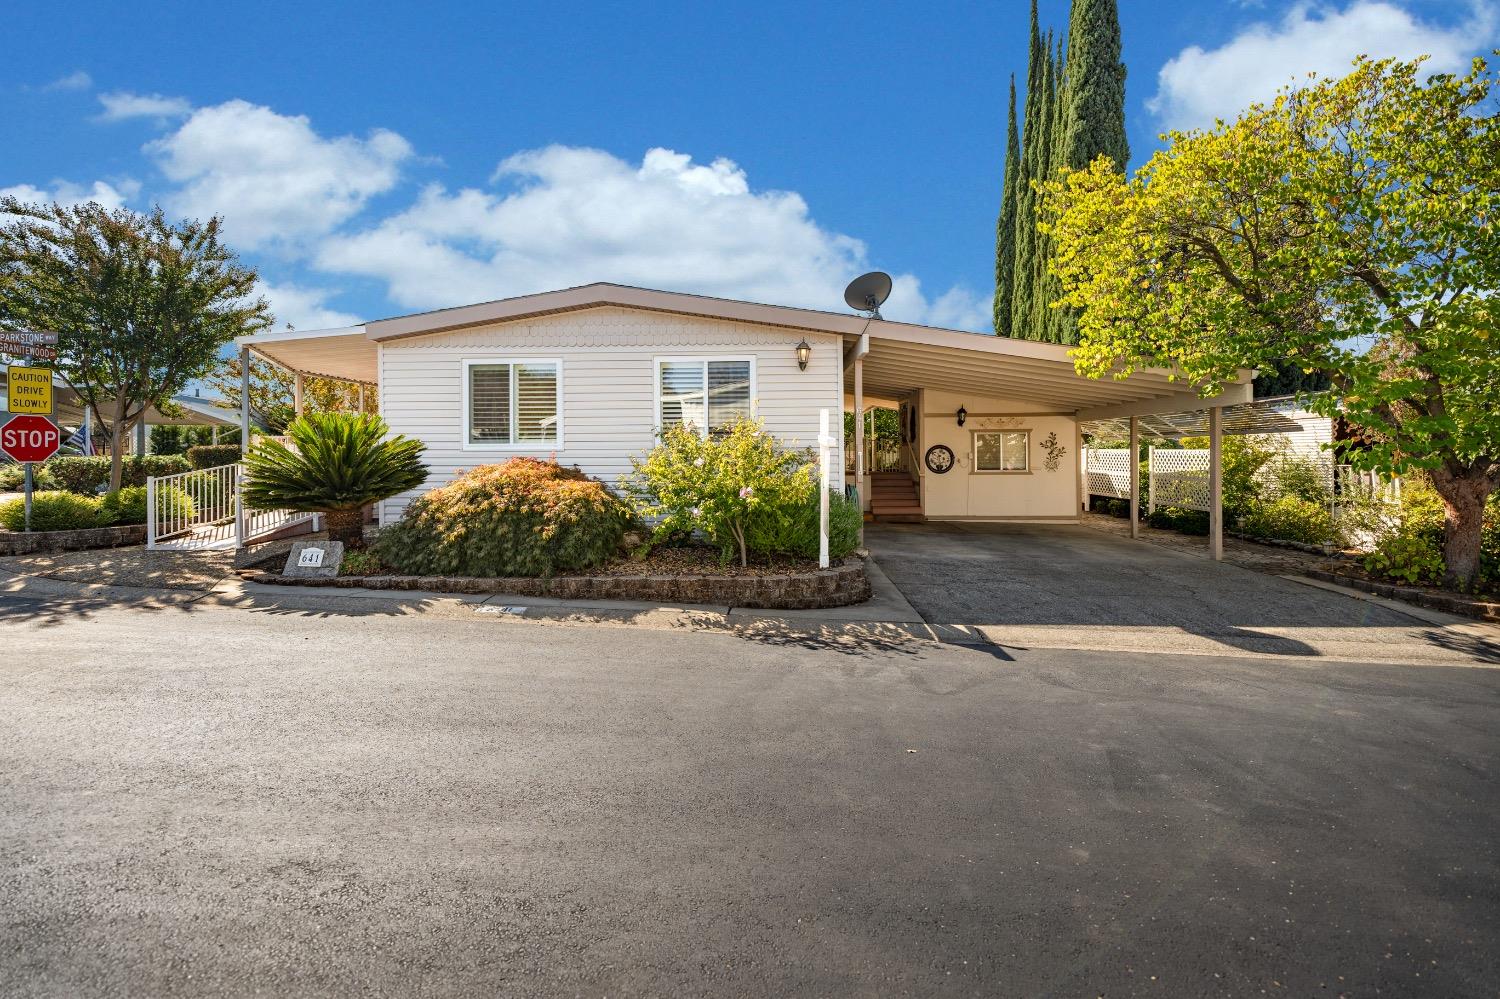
[241,412,427,548]
[207,353,374,434]
[993,76,1021,336]
[1043,57,1500,587]
[0,200,271,490]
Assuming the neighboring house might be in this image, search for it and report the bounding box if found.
[235,284,1253,526]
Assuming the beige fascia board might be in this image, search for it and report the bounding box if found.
[1074,381,1253,421]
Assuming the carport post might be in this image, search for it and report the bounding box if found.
[1209,406,1223,561]
[358,383,366,413]
[851,332,869,545]
[293,373,304,417]
[1128,416,1140,539]
[239,345,251,449]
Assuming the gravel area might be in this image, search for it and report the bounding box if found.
[0,546,235,591]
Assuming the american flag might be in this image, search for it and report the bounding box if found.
[64,424,95,456]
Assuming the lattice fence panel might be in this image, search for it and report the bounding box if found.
[1085,449,1132,499]
[1150,448,1211,512]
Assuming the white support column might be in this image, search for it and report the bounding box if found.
[818,408,832,569]
[239,345,252,449]
[1128,416,1140,539]
[357,383,367,414]
[293,373,305,417]
[1209,405,1224,561]
[1147,446,1156,516]
[853,350,865,545]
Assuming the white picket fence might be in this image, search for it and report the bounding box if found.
[146,463,314,551]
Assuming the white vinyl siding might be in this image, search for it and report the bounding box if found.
[378,308,842,521]
[974,431,1029,472]
[462,359,561,448]
[656,357,754,436]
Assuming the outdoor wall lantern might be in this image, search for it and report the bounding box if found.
[956,406,967,427]
[795,339,812,371]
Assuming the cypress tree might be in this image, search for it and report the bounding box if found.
[1045,35,1071,343]
[1008,1,1044,339]
[992,77,1020,336]
[1059,0,1129,173]
[1022,32,1057,341]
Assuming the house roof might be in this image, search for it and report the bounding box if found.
[238,283,1255,417]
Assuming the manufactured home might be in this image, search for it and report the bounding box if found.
[233,283,1252,528]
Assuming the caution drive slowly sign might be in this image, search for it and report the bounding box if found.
[6,366,53,414]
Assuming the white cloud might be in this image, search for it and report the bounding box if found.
[1148,1,1497,130]
[144,100,413,251]
[0,179,137,211]
[97,90,192,122]
[43,71,93,92]
[255,281,361,331]
[317,145,987,329]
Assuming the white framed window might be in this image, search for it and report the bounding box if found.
[974,430,1029,472]
[655,357,755,437]
[462,358,562,448]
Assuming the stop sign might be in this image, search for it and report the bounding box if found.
[0,414,62,463]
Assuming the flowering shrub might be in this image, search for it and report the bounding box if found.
[626,418,842,566]
[1364,529,1446,585]
[375,457,632,577]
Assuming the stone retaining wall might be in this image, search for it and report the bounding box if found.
[243,558,872,610]
[1304,568,1500,623]
[0,523,146,556]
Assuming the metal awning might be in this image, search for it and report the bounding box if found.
[847,324,1254,416]
[1081,394,1329,440]
[236,326,377,384]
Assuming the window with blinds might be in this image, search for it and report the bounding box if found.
[466,360,559,446]
[974,431,1029,472]
[658,359,752,437]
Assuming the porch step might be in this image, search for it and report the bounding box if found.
[868,472,922,522]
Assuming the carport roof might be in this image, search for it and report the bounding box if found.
[235,284,1254,414]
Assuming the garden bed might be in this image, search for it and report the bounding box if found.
[241,551,871,609]
[0,523,146,556]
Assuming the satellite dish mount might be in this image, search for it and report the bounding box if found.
[843,271,892,320]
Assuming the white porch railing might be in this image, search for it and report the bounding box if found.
[146,463,315,551]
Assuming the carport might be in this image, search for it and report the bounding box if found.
[842,324,1254,559]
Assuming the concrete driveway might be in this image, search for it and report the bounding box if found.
[865,521,1500,662]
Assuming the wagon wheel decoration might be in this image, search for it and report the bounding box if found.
[924,444,955,474]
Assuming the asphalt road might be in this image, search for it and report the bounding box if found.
[3,595,1499,997]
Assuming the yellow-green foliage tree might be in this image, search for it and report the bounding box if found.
[1043,57,1500,588]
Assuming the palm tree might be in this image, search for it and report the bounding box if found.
[242,412,427,548]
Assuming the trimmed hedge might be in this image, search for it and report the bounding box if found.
[376,458,633,577]
[745,490,862,561]
[97,484,197,526]
[0,463,58,492]
[187,443,243,469]
[0,491,102,532]
[47,454,191,495]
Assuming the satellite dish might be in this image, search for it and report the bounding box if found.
[844,271,892,319]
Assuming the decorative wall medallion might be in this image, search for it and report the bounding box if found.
[924,444,955,474]
[1040,432,1067,472]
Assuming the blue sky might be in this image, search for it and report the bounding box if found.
[4,0,1493,333]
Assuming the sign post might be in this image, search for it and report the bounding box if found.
[2,333,61,533]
